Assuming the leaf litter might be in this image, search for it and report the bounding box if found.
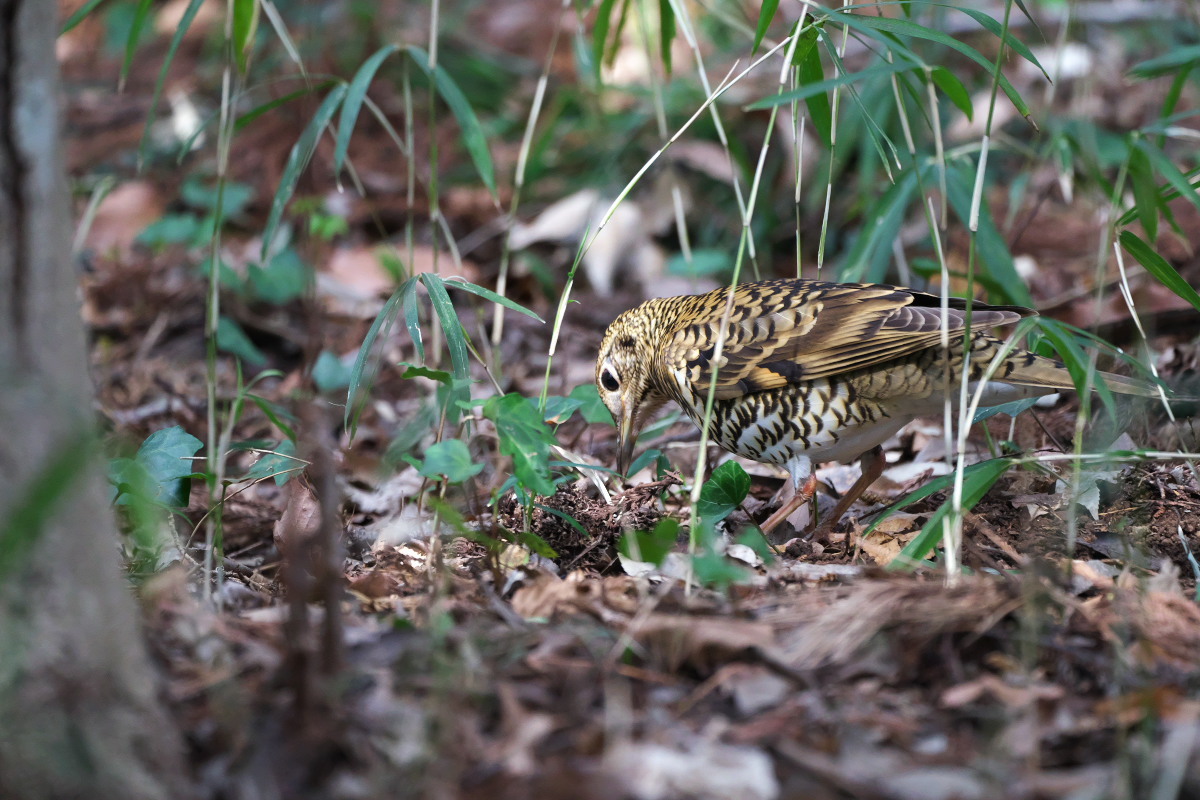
[58,8,1200,797]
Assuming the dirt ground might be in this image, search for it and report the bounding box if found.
[59,2,1200,798]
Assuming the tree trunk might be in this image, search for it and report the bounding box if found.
[0,2,187,797]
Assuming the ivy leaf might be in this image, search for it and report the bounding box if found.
[697,460,750,523]
[569,382,614,425]
[541,396,584,425]
[619,518,679,567]
[118,426,203,507]
[484,393,558,496]
[410,440,484,483]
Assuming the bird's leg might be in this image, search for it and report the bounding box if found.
[808,445,886,538]
[760,473,819,534]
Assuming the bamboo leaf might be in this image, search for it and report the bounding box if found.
[753,0,781,55]
[138,0,206,164]
[335,44,400,176]
[442,276,544,321]
[231,0,260,74]
[888,458,1014,570]
[261,84,349,261]
[120,0,155,89]
[1120,230,1200,313]
[408,46,497,198]
[346,277,415,436]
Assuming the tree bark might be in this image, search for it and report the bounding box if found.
[0,2,187,797]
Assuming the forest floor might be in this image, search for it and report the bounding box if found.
[59,3,1200,798]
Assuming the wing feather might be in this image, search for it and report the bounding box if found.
[658,280,1032,400]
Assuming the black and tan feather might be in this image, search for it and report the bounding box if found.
[596,278,1155,533]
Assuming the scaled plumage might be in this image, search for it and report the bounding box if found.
[595,279,1154,533]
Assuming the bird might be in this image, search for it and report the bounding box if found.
[595,278,1157,535]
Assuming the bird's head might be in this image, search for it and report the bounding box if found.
[596,302,672,476]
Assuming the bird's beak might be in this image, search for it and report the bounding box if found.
[616,405,637,478]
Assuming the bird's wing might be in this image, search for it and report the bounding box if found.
[659,280,1032,400]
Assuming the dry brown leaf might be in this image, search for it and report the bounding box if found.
[272,478,321,556]
[84,181,165,258]
[631,614,776,673]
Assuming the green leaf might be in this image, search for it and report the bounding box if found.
[181,178,254,219]
[658,0,676,75]
[831,10,1032,123]
[243,439,300,486]
[138,0,206,165]
[132,426,204,507]
[840,168,918,282]
[627,448,668,478]
[944,163,1034,307]
[619,517,679,566]
[231,0,260,74]
[1035,319,1117,417]
[398,362,452,384]
[61,0,111,34]
[403,278,424,360]
[484,393,558,497]
[666,248,732,276]
[753,0,781,55]
[734,530,775,564]
[1120,230,1200,313]
[751,58,913,110]
[951,6,1047,80]
[972,396,1041,424]
[247,248,310,304]
[235,85,330,133]
[249,394,297,442]
[313,351,353,393]
[346,277,415,436]
[261,83,349,261]
[541,396,584,425]
[691,548,751,589]
[592,0,621,79]
[408,46,497,198]
[569,382,614,426]
[930,67,972,121]
[335,44,400,176]
[697,460,751,524]
[1135,139,1200,218]
[119,0,154,89]
[137,214,207,248]
[1130,44,1200,79]
[216,316,268,366]
[792,26,832,146]
[413,440,484,483]
[1127,143,1160,242]
[442,276,544,321]
[888,458,1014,571]
[420,273,472,421]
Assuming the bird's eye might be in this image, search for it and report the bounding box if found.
[600,369,620,392]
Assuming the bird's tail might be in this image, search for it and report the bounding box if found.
[1002,352,1162,398]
